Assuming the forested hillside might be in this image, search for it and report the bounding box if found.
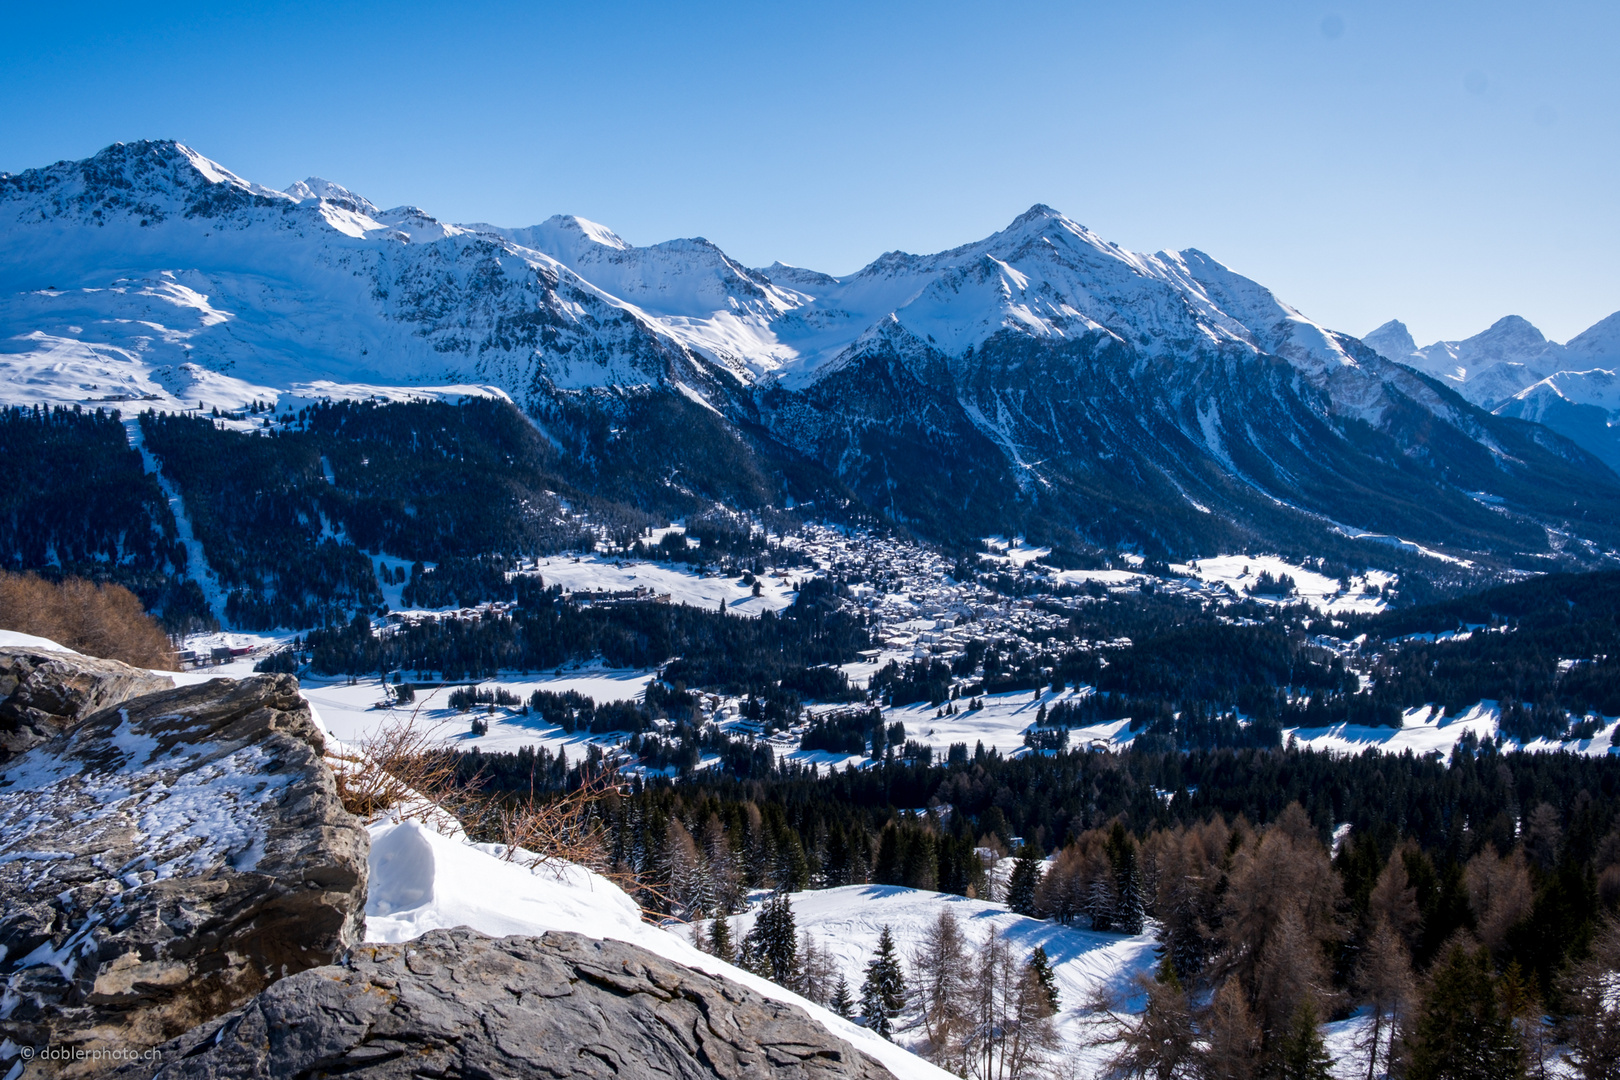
[138,398,609,628]
[460,740,1620,1077]
[0,404,209,630]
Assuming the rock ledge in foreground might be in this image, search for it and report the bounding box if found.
[0,674,367,1077]
[0,646,173,762]
[117,928,896,1080]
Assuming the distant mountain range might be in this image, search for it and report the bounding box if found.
[1362,313,1620,473]
[3,139,1620,572]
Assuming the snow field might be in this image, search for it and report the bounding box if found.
[526,552,809,616]
[718,883,1161,1074]
[1168,554,1395,616]
[1286,700,1620,760]
[296,665,658,755]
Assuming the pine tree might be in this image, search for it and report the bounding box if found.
[1275,999,1334,1080]
[1406,944,1525,1080]
[860,925,908,1039]
[831,973,855,1019]
[1006,845,1043,916]
[1028,945,1060,1011]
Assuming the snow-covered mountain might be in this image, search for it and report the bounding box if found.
[1363,312,1620,472]
[5,140,1620,567]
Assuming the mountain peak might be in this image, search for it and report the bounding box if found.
[0,139,293,225]
[1011,203,1062,224]
[1362,319,1418,360]
[284,177,378,216]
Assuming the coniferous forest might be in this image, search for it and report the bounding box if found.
[465,738,1620,1078]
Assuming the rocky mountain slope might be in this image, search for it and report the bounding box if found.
[4,141,1620,568]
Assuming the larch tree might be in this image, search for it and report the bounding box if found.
[1201,978,1261,1080]
[910,908,971,1061]
[1561,918,1620,1080]
[1354,917,1417,1080]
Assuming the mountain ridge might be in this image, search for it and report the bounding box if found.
[3,139,1619,570]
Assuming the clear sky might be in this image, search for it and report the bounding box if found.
[1,0,1615,344]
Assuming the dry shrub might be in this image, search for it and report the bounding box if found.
[326,699,649,907]
[0,571,177,669]
[327,705,468,827]
[483,767,620,878]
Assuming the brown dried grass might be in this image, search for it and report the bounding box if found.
[0,571,178,669]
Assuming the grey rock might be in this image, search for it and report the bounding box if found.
[0,647,173,762]
[0,675,368,1077]
[117,928,895,1080]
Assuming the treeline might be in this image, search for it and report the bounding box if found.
[0,404,209,631]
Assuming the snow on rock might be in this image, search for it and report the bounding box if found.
[122,926,900,1080]
[0,642,172,760]
[362,818,954,1080]
[0,672,368,1072]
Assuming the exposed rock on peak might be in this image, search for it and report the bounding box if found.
[115,928,895,1080]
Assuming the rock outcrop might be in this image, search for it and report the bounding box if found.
[0,674,368,1077]
[0,647,173,762]
[114,928,894,1080]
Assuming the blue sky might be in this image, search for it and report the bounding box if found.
[1,0,1614,344]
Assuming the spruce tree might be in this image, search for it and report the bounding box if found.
[1275,999,1334,1080]
[874,825,902,886]
[1028,945,1060,1010]
[710,915,735,965]
[1407,944,1525,1080]
[1107,821,1145,934]
[831,973,855,1019]
[1006,845,1042,916]
[744,893,800,988]
[860,925,908,1039]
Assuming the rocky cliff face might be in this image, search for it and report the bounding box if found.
[113,928,894,1080]
[0,665,368,1077]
